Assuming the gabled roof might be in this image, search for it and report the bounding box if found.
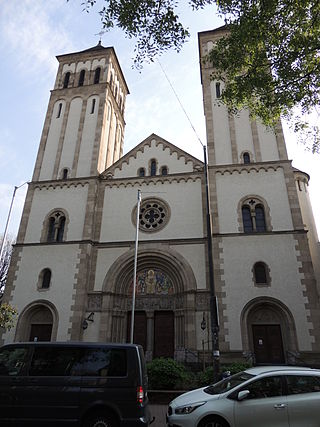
[100,133,203,179]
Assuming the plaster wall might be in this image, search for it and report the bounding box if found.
[59,97,82,172]
[173,244,207,290]
[39,101,64,180]
[76,95,100,177]
[234,110,255,159]
[215,168,293,233]
[100,180,203,242]
[3,245,80,343]
[24,185,88,242]
[220,234,313,351]
[94,247,129,291]
[113,139,195,178]
[257,122,280,161]
[210,82,232,164]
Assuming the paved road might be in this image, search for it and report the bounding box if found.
[150,404,167,427]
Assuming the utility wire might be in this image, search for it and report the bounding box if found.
[157,59,204,148]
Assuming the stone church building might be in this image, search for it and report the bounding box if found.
[2,27,320,366]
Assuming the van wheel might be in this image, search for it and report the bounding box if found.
[198,416,229,427]
[84,412,117,427]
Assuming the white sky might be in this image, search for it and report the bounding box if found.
[0,0,319,239]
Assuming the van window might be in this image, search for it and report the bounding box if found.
[29,347,79,376]
[72,348,127,377]
[0,347,28,376]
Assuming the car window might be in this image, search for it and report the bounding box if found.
[287,375,320,395]
[29,347,80,376]
[242,376,283,399]
[71,348,127,377]
[0,347,28,376]
[204,372,254,395]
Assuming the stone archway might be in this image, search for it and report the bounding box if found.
[14,300,59,342]
[100,246,198,361]
[241,297,298,365]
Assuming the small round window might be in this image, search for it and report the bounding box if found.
[133,198,170,232]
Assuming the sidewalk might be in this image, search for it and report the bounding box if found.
[150,404,167,427]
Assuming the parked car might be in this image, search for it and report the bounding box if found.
[167,366,320,427]
[0,341,151,426]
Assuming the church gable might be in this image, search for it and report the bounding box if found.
[101,134,203,179]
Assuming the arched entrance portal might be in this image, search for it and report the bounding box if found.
[14,301,58,342]
[101,248,197,362]
[241,298,298,365]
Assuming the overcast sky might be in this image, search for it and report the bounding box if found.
[0,0,319,239]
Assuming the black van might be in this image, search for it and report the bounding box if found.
[0,342,151,427]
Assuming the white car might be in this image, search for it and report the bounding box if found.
[167,366,320,427]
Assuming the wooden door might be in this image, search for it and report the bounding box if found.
[252,324,285,364]
[127,311,147,351]
[29,324,52,341]
[154,311,174,358]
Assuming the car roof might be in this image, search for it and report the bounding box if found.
[1,342,140,349]
[244,366,319,375]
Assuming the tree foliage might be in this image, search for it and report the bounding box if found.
[76,0,320,151]
[0,236,17,330]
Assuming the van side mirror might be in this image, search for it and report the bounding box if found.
[237,390,250,401]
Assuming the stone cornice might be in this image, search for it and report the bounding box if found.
[211,160,292,176]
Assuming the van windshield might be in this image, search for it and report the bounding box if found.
[204,372,254,395]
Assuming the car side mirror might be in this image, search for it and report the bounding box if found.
[237,390,250,401]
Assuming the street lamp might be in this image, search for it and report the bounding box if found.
[0,182,28,261]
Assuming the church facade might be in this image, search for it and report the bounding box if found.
[2,27,320,366]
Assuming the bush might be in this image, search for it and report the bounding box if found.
[195,362,252,388]
[147,358,192,390]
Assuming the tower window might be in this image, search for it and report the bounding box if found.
[57,103,62,118]
[114,86,118,100]
[40,269,51,289]
[215,82,221,98]
[253,262,270,285]
[161,166,168,176]
[150,159,157,176]
[62,168,68,179]
[243,152,251,164]
[47,212,66,242]
[138,168,145,177]
[78,70,85,87]
[242,199,267,233]
[63,72,70,89]
[94,67,101,84]
[91,99,96,114]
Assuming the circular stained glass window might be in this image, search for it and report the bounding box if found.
[133,198,170,232]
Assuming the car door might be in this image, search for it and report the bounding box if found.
[233,375,289,427]
[20,346,81,424]
[0,345,29,424]
[285,374,320,427]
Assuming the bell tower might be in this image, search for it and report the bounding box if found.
[32,42,129,181]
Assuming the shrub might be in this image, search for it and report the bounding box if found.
[147,358,192,390]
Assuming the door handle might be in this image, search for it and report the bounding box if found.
[274,403,287,409]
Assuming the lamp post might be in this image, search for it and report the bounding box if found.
[130,189,141,344]
[0,182,28,261]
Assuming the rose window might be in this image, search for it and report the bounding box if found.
[133,198,170,232]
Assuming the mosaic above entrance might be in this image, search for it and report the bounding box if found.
[129,269,174,295]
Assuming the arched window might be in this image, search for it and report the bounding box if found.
[161,166,168,176]
[78,70,85,86]
[91,98,96,114]
[109,73,113,89]
[63,72,70,89]
[242,206,253,232]
[150,159,157,176]
[62,168,68,179]
[94,67,101,84]
[253,262,269,285]
[255,205,266,232]
[243,152,251,164]
[138,168,145,177]
[114,86,118,100]
[215,82,221,98]
[47,212,66,242]
[57,103,62,118]
[241,198,268,233]
[40,269,51,289]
